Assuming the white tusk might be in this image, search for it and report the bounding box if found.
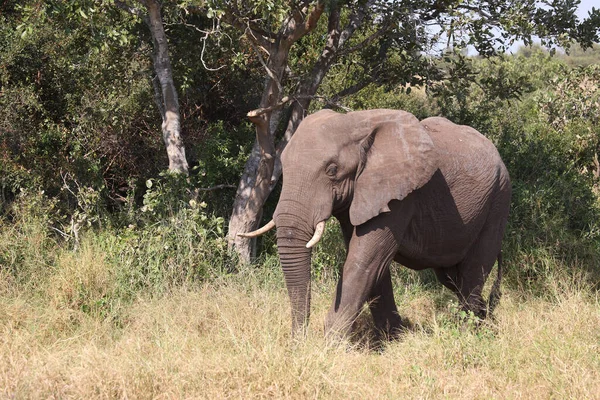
[237,220,276,238]
[306,221,326,248]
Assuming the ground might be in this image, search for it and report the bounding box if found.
[2,264,599,399]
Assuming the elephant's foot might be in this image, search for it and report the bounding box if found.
[372,312,405,341]
[324,307,406,345]
[458,289,488,320]
[368,284,404,340]
[324,307,358,340]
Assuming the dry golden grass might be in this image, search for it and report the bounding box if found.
[1,244,600,399]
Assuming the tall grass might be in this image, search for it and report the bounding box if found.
[2,244,599,398]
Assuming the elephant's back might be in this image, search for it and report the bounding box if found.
[420,117,508,188]
[420,117,503,166]
[404,117,510,262]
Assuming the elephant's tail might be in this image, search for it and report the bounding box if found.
[488,252,503,315]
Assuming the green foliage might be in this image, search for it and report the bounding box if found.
[107,172,232,294]
[310,219,346,282]
[502,122,600,286]
[427,53,534,129]
[0,174,235,303]
[558,43,600,66]
[342,84,435,120]
[0,0,158,216]
[0,0,258,226]
[454,53,600,290]
[189,121,253,214]
[538,64,600,129]
[108,209,230,296]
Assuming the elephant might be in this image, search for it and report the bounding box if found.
[240,109,511,338]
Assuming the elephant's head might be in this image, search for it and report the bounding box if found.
[244,109,439,334]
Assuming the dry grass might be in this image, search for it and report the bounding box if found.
[1,244,600,399]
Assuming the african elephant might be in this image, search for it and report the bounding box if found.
[241,109,511,337]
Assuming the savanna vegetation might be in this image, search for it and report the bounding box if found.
[1,0,600,398]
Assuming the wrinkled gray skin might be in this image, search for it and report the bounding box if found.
[273,109,511,337]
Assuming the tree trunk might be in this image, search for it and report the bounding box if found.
[144,0,188,174]
[227,60,286,262]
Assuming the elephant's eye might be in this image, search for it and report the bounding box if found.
[326,164,338,177]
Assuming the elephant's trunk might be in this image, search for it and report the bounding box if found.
[275,211,315,335]
[278,236,312,335]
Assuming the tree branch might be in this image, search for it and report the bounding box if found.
[221,6,273,51]
[331,80,373,103]
[337,0,376,49]
[339,23,391,56]
[247,94,352,119]
[455,4,493,20]
[246,37,283,95]
[114,0,147,21]
[247,96,294,118]
[286,1,325,43]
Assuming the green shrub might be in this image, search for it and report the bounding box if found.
[488,65,600,290]
[105,172,233,295]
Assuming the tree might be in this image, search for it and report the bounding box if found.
[216,1,326,261]
[114,0,189,174]
[208,0,409,261]
[206,0,599,262]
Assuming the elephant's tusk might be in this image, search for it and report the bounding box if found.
[237,220,276,238]
[306,221,326,248]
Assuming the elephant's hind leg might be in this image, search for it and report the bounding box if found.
[453,229,504,319]
[434,265,460,294]
[434,265,488,317]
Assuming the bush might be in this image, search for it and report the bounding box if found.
[0,190,60,288]
[482,60,600,290]
[104,172,233,294]
[0,172,237,305]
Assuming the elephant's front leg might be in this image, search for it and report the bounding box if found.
[325,223,398,337]
[368,267,403,339]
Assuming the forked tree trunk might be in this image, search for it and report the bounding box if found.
[227,3,371,262]
[227,46,287,261]
[226,3,325,262]
[228,108,282,261]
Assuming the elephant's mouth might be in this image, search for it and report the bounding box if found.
[332,182,353,214]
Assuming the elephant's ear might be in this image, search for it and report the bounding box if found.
[349,121,438,226]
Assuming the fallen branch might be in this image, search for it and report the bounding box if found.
[195,184,237,192]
